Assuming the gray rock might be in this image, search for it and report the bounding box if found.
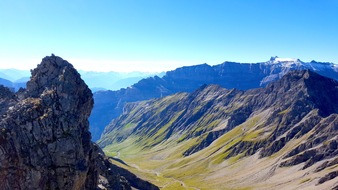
[0,55,156,190]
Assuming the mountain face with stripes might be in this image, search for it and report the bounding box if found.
[90,57,338,141]
[99,70,338,189]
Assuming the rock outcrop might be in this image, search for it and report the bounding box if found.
[0,55,158,190]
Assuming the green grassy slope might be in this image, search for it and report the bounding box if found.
[99,71,338,189]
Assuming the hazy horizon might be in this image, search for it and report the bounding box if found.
[2,57,338,76]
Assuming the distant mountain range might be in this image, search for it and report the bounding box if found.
[99,70,338,189]
[0,69,160,92]
[0,69,30,91]
[78,71,162,91]
[90,57,338,141]
[0,77,28,91]
[0,69,31,82]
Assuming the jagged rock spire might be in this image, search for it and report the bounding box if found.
[0,55,96,189]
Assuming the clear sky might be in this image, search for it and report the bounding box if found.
[0,0,337,72]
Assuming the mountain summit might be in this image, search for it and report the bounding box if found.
[269,56,301,63]
[0,55,97,189]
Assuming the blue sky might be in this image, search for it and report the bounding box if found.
[0,0,337,72]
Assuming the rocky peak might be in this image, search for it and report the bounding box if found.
[0,55,96,189]
[0,55,158,190]
[269,56,279,61]
[31,55,92,119]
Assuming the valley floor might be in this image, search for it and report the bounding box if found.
[104,135,338,190]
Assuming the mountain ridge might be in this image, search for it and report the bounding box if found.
[0,68,160,92]
[99,70,338,189]
[91,58,338,141]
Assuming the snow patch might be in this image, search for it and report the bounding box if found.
[333,64,338,72]
[268,57,302,67]
[274,58,299,62]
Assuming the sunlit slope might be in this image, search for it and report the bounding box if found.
[99,70,338,189]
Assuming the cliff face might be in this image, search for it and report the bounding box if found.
[0,55,158,190]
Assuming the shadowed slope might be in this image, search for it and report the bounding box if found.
[90,59,338,141]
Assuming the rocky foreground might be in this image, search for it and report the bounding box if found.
[0,55,158,190]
